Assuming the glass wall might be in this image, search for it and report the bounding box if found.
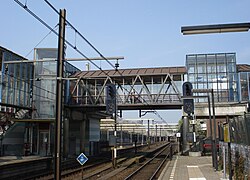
[33,48,80,119]
[239,72,250,101]
[0,49,33,108]
[33,49,57,119]
[186,53,238,102]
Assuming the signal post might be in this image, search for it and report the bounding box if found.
[106,83,117,168]
[182,82,194,154]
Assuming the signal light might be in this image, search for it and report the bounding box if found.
[106,84,116,115]
[107,84,116,99]
[183,82,193,97]
[182,82,194,115]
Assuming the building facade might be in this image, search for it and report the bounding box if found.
[185,52,250,140]
[186,53,239,102]
[237,64,250,102]
[0,47,81,156]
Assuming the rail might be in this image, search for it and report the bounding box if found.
[124,143,172,180]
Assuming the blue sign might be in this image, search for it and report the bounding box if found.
[76,153,88,166]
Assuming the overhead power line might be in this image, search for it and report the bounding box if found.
[14,0,109,76]
[25,24,58,58]
[14,0,168,123]
[44,0,116,70]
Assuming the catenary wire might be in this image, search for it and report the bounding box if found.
[14,0,168,123]
[2,78,55,102]
[3,68,56,96]
[25,24,58,58]
[14,0,109,77]
[44,0,116,70]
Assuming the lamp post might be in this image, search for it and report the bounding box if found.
[181,22,250,173]
[181,22,250,35]
[192,89,217,170]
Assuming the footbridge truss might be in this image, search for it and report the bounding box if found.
[66,66,186,111]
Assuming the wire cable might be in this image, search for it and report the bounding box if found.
[14,0,143,104]
[44,0,116,70]
[42,0,164,108]
[14,0,109,77]
[2,80,55,102]
[25,24,58,58]
[3,70,56,96]
[14,0,169,123]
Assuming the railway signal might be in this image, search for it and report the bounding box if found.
[106,83,116,115]
[182,82,194,115]
[183,82,193,97]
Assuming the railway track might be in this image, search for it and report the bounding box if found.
[52,142,172,180]
[59,144,166,179]
[124,143,171,180]
[0,141,174,180]
[86,142,174,180]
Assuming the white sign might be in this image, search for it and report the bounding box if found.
[176,132,181,137]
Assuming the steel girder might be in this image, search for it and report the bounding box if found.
[67,73,182,108]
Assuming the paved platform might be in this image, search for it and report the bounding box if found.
[159,155,224,180]
[0,155,50,166]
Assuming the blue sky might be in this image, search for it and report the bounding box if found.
[1,0,250,123]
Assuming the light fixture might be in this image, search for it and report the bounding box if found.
[181,22,250,35]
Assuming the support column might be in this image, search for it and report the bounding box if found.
[63,118,69,158]
[159,127,161,142]
[155,124,157,142]
[120,125,123,148]
[141,130,144,145]
[80,120,86,153]
[182,116,189,154]
[147,120,150,147]
[54,9,66,180]
[211,89,218,170]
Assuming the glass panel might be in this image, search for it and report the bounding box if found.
[186,55,196,65]
[240,73,248,101]
[226,53,236,63]
[227,62,236,73]
[249,73,250,101]
[188,66,195,73]
[188,74,195,82]
[216,54,226,64]
[245,113,250,145]
[186,53,238,103]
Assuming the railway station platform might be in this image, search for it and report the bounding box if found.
[0,155,48,165]
[159,155,224,180]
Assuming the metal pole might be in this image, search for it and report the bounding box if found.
[211,89,218,170]
[0,137,2,156]
[192,89,216,168]
[120,125,123,148]
[54,9,66,180]
[147,120,150,148]
[141,129,144,145]
[160,127,161,142]
[207,95,215,168]
[227,115,232,180]
[192,122,195,151]
[113,93,117,168]
[182,116,189,154]
[155,124,157,143]
[223,145,226,179]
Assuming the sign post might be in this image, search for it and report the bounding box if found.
[76,152,88,179]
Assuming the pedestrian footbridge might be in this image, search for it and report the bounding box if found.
[66,66,186,111]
